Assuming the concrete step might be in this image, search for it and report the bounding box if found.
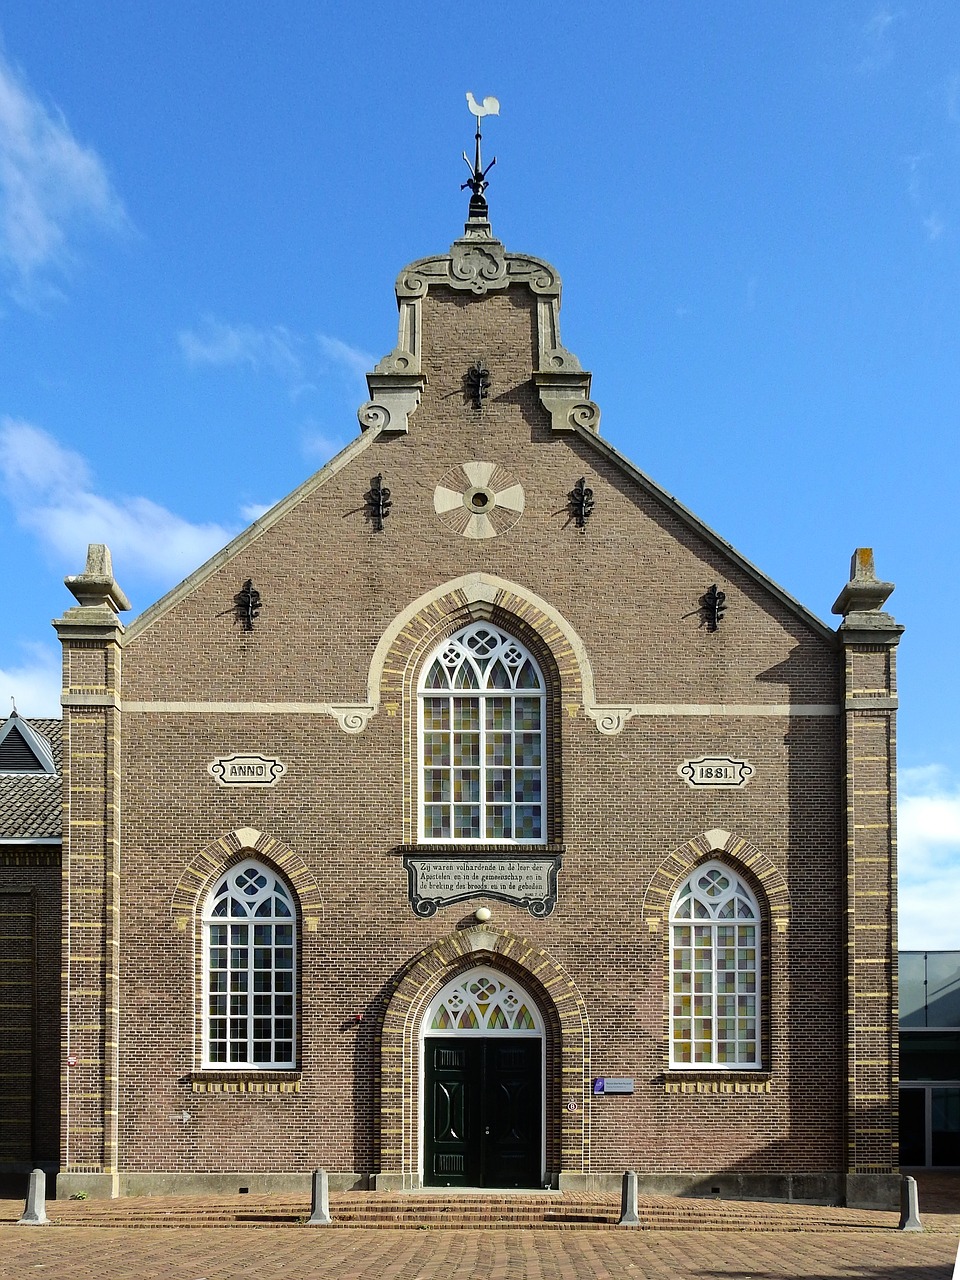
[31,1191,879,1232]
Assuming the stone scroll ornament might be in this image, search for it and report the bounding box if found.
[404,855,561,918]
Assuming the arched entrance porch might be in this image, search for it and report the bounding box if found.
[374,926,590,1190]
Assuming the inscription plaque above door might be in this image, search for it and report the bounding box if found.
[404,855,561,917]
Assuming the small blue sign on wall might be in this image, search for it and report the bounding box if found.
[593,1077,635,1094]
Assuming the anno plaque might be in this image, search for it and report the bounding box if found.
[678,756,755,789]
[404,855,561,918]
[208,754,287,788]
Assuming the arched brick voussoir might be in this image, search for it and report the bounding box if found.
[641,829,791,930]
[366,573,592,712]
[382,927,588,1035]
[169,827,324,927]
[377,925,592,1181]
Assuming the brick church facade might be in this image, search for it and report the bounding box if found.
[1,186,903,1207]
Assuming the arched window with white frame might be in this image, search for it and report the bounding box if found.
[203,861,297,1068]
[425,969,544,1035]
[418,623,546,844]
[669,860,761,1069]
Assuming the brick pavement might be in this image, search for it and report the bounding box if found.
[0,1224,956,1280]
[1,1176,957,1279]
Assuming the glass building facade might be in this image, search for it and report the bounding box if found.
[900,952,960,1167]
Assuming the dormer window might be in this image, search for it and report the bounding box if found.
[0,713,56,775]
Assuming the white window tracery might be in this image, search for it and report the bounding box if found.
[202,861,296,1068]
[425,969,543,1036]
[418,623,546,843]
[669,860,761,1069]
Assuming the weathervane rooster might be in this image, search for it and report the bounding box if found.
[462,92,500,218]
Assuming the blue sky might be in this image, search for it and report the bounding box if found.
[0,3,958,944]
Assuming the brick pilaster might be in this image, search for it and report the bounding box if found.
[53,545,129,1198]
[832,549,904,1209]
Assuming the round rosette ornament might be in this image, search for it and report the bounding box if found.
[433,461,525,539]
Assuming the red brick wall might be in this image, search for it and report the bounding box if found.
[107,278,850,1181]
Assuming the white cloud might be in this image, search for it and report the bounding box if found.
[300,424,348,465]
[904,154,946,246]
[947,72,960,126]
[0,48,128,304]
[0,641,61,718]
[898,765,960,948]
[0,418,236,585]
[857,7,901,73]
[864,6,897,39]
[239,500,274,522]
[316,333,373,383]
[905,152,925,203]
[178,317,304,382]
[178,318,372,399]
[901,764,952,796]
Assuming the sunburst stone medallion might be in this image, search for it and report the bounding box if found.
[433,461,525,539]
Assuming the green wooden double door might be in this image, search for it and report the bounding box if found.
[424,1037,541,1187]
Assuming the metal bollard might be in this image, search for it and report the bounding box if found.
[307,1167,332,1225]
[898,1174,923,1231]
[618,1169,640,1226]
[17,1169,49,1226]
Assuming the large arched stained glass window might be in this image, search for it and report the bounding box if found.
[203,862,296,1068]
[419,623,546,843]
[669,861,761,1068]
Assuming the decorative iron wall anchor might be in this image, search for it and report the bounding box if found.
[701,584,727,631]
[569,477,595,530]
[467,359,491,409]
[233,580,261,631]
[366,474,392,531]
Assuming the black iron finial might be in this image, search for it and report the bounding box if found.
[569,477,595,531]
[366,474,392,531]
[462,92,500,219]
[701,584,727,631]
[233,579,261,632]
[467,359,491,409]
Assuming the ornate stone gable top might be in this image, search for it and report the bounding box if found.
[395,226,561,303]
[124,217,839,650]
[358,217,601,437]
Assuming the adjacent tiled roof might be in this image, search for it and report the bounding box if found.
[0,718,62,841]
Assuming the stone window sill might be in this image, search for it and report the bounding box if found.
[188,1071,301,1093]
[396,843,565,856]
[662,1070,771,1094]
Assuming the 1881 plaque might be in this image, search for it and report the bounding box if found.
[678,756,754,789]
[404,855,561,918]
